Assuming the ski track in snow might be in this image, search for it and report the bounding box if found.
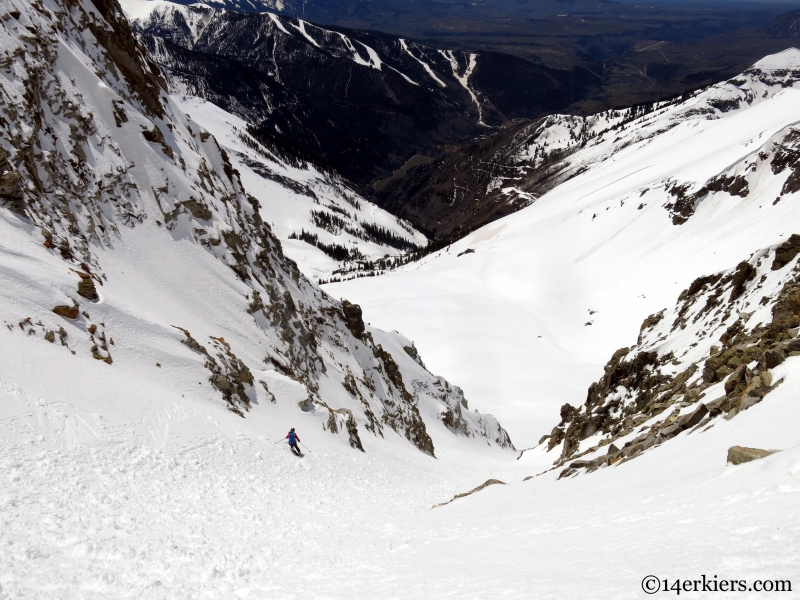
[292,20,319,48]
[267,11,290,35]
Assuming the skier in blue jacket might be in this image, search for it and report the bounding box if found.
[285,428,302,456]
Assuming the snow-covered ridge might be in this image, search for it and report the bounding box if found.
[0,0,511,459]
[421,47,800,218]
[121,0,460,92]
[173,95,427,281]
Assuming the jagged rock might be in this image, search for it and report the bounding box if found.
[729,261,756,301]
[557,467,578,479]
[771,234,800,270]
[763,348,786,369]
[640,433,657,449]
[579,419,599,440]
[182,198,213,221]
[724,364,748,394]
[749,385,772,398]
[0,147,24,214]
[727,446,777,465]
[211,373,232,393]
[201,336,255,415]
[335,408,365,452]
[341,300,365,338]
[44,330,55,343]
[141,126,165,144]
[547,427,564,451]
[259,380,276,403]
[739,396,761,411]
[569,459,592,469]
[402,343,425,368]
[298,398,315,412]
[559,402,578,424]
[88,0,167,118]
[52,305,79,319]
[681,403,709,429]
[173,326,209,355]
[548,238,800,475]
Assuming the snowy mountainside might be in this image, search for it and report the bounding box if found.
[0,0,511,460]
[122,0,580,185]
[329,48,800,448]
[155,0,280,13]
[377,48,800,238]
[173,95,426,281]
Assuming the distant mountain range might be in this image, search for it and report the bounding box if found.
[123,0,600,186]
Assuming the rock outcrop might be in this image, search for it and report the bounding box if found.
[544,235,800,475]
[727,446,778,465]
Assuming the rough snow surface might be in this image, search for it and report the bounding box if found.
[2,348,798,598]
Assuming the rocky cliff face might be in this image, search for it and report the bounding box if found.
[124,1,583,186]
[0,0,512,454]
[542,235,800,476]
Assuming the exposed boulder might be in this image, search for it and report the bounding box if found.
[727,446,777,465]
[729,261,756,301]
[52,304,79,319]
[681,403,709,429]
[763,347,786,369]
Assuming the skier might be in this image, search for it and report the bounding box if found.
[285,428,302,456]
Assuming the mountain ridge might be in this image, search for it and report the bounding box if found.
[0,0,512,458]
[123,0,596,185]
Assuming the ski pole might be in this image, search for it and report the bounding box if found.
[300,441,311,453]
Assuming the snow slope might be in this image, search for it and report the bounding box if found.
[329,49,800,448]
[2,331,798,598]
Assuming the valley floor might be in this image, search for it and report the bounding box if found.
[2,354,798,599]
